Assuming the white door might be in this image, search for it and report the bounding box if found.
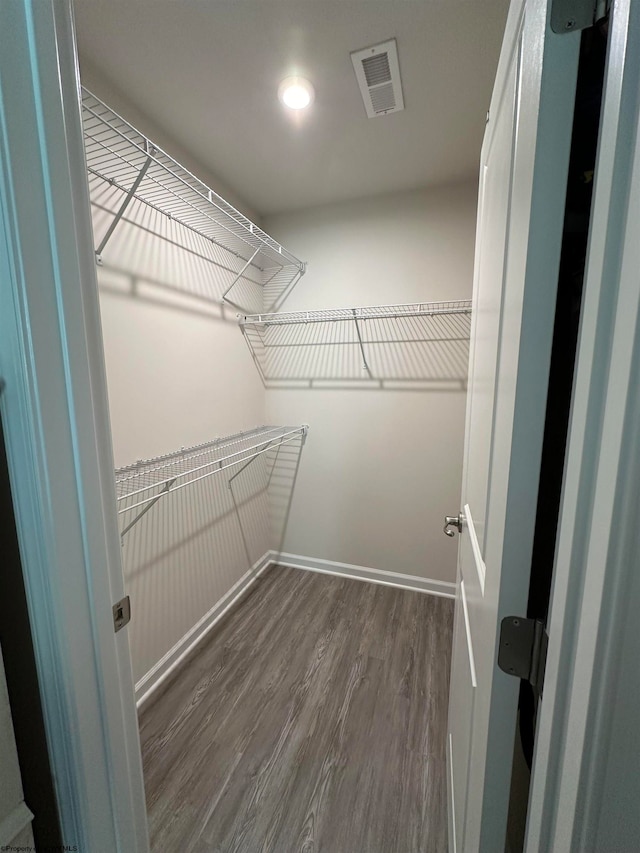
[446,1,583,850]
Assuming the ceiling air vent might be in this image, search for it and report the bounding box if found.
[351,38,405,119]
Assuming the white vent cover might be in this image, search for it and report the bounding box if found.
[351,38,405,119]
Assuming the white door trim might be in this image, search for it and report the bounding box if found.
[526,0,640,848]
[0,2,147,850]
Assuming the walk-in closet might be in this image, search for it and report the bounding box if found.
[5,0,640,850]
[73,2,507,850]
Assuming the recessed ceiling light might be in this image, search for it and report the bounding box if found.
[278,76,314,110]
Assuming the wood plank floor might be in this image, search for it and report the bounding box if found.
[139,565,454,853]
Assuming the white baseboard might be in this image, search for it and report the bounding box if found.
[135,549,454,708]
[269,550,456,598]
[135,551,272,708]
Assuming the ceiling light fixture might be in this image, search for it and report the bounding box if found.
[278,76,314,110]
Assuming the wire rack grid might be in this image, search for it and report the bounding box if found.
[238,300,472,384]
[81,88,305,308]
[238,300,472,327]
[115,425,307,512]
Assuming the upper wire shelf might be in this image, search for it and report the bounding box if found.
[239,300,472,327]
[81,88,305,310]
[238,300,472,387]
[115,425,308,539]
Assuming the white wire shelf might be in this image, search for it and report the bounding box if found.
[239,300,472,327]
[115,425,308,538]
[81,88,305,309]
[238,300,472,386]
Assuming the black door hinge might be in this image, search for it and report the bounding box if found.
[498,616,548,694]
[551,0,609,34]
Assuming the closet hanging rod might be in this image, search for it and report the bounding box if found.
[81,89,305,272]
[238,299,472,326]
[115,425,308,515]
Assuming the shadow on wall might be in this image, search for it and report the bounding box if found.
[241,310,471,391]
[266,439,306,555]
[97,260,242,326]
[119,432,306,682]
[91,179,262,314]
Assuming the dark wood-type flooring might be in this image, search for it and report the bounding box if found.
[139,565,454,853]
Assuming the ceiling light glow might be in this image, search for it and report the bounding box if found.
[278,77,314,110]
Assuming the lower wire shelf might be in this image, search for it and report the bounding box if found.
[115,424,308,540]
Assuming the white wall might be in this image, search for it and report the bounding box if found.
[264,183,477,582]
[84,69,273,682]
[87,60,477,678]
[98,267,265,467]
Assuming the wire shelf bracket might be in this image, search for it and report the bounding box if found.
[352,307,372,377]
[221,247,261,301]
[95,151,152,264]
[119,476,176,541]
[115,425,309,541]
[81,88,306,309]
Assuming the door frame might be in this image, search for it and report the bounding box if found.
[1,0,639,850]
[526,0,640,847]
[0,1,147,851]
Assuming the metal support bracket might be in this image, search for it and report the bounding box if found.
[227,435,277,488]
[498,616,548,693]
[120,476,176,542]
[222,247,261,301]
[352,309,372,377]
[95,153,152,264]
[550,0,607,33]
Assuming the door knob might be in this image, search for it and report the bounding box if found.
[444,513,464,537]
